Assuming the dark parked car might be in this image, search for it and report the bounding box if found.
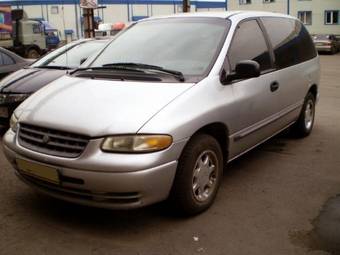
[0,38,109,129]
[313,34,340,54]
[0,47,32,80]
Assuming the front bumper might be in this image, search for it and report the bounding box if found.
[315,45,333,52]
[3,129,188,209]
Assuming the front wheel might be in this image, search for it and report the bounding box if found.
[169,134,223,215]
[291,92,316,138]
[331,47,337,55]
[26,48,40,59]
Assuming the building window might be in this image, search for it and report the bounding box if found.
[239,0,251,5]
[298,11,312,25]
[263,0,275,3]
[325,10,339,25]
[51,6,59,14]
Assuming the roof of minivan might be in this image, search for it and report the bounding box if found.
[143,11,297,22]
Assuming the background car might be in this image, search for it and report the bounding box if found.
[313,34,340,54]
[0,38,109,129]
[0,47,32,80]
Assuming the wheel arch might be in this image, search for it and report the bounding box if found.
[308,84,318,100]
[189,122,230,167]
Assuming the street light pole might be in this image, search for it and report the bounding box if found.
[83,8,95,38]
[80,0,97,38]
[183,0,190,12]
[287,0,290,15]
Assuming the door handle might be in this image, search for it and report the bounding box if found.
[270,81,280,92]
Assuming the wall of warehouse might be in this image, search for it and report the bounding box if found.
[5,1,226,41]
[228,0,286,13]
[228,0,340,35]
[12,0,340,39]
[290,0,340,34]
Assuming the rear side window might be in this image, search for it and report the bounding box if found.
[261,17,317,69]
[0,52,15,65]
[228,19,272,72]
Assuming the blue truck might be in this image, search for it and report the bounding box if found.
[30,19,61,50]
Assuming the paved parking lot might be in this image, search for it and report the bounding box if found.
[1,54,340,255]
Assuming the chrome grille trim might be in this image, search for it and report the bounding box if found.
[18,123,89,158]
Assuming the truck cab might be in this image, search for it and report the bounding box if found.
[15,19,46,58]
[0,7,48,58]
[30,19,60,50]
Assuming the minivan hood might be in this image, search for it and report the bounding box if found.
[18,76,194,137]
[0,68,66,94]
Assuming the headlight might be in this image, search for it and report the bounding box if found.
[101,135,173,153]
[10,113,18,132]
[0,94,30,104]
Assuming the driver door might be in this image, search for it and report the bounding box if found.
[222,19,282,159]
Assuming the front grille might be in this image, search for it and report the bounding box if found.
[18,123,89,158]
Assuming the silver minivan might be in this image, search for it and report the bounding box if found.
[3,11,320,215]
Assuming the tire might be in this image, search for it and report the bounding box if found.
[169,133,223,215]
[291,92,316,138]
[26,48,40,59]
[331,47,337,55]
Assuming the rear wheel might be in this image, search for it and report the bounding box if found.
[169,134,223,215]
[291,92,316,138]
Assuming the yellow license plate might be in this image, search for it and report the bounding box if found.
[16,159,60,185]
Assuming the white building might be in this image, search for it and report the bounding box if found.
[3,0,338,40]
[228,0,340,34]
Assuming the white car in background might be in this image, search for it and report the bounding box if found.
[95,22,125,37]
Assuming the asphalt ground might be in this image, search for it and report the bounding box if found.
[0,53,339,255]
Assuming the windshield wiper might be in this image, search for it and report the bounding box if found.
[70,63,185,82]
[102,62,185,82]
[69,66,145,75]
[37,66,72,70]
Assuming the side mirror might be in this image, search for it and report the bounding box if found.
[220,60,260,85]
[80,58,87,65]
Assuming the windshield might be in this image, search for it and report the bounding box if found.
[89,18,230,77]
[31,40,108,68]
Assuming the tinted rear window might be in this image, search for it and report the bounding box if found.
[261,17,317,69]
